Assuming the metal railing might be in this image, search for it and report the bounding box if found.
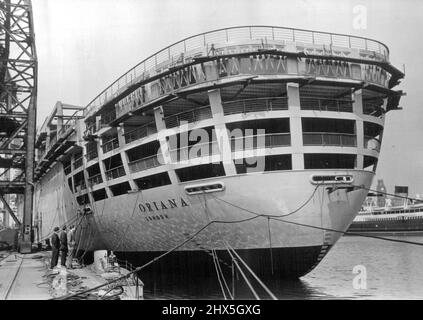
[124,122,157,144]
[231,133,291,151]
[73,157,83,169]
[128,154,161,173]
[164,106,212,128]
[88,173,103,186]
[300,97,353,113]
[223,97,288,116]
[169,141,220,162]
[86,149,98,161]
[364,136,381,152]
[105,166,126,180]
[102,138,119,153]
[303,132,357,147]
[40,110,83,160]
[363,100,384,117]
[100,110,117,128]
[64,165,71,175]
[84,26,389,115]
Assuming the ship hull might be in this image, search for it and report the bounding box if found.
[35,167,373,278]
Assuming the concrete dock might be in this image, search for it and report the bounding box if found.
[0,250,142,300]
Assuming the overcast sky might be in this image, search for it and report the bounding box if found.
[31,0,423,195]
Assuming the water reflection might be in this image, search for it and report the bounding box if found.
[118,235,423,300]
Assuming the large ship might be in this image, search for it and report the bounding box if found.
[32,26,404,278]
[348,185,423,235]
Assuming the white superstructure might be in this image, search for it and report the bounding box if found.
[32,26,404,277]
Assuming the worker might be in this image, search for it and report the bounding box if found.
[59,225,68,267]
[66,225,76,269]
[50,227,60,269]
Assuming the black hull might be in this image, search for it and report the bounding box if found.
[112,245,326,280]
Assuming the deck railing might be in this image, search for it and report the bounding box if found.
[88,173,103,186]
[100,110,117,128]
[231,133,291,151]
[303,132,357,147]
[124,122,157,144]
[102,138,119,153]
[73,156,83,169]
[86,149,98,161]
[64,165,72,175]
[300,97,353,113]
[223,97,288,116]
[84,26,389,115]
[169,141,220,162]
[164,106,212,128]
[128,154,161,173]
[105,166,126,181]
[363,99,384,117]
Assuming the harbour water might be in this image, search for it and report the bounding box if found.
[138,235,423,300]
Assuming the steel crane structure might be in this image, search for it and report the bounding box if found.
[0,0,37,253]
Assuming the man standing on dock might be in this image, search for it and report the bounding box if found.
[59,226,68,267]
[50,227,60,269]
[66,225,75,269]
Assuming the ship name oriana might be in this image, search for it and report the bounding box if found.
[138,198,190,213]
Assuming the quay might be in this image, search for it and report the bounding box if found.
[0,249,143,300]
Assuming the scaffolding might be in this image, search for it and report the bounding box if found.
[0,0,37,253]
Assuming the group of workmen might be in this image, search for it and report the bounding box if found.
[50,225,76,269]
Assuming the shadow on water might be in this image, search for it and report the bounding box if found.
[115,252,335,299]
[140,271,335,300]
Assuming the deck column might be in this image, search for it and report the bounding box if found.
[208,89,237,176]
[117,126,137,190]
[154,106,179,184]
[287,82,304,170]
[96,137,113,198]
[353,89,364,169]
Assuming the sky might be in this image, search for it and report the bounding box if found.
[31,0,423,195]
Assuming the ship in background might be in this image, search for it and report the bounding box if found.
[30,26,404,278]
[349,182,423,235]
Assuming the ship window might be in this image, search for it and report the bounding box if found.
[126,140,160,162]
[76,194,90,206]
[135,172,171,190]
[302,118,355,134]
[92,188,108,201]
[73,171,86,192]
[86,163,101,177]
[364,156,378,172]
[176,162,225,182]
[304,154,356,169]
[234,154,292,174]
[63,159,72,175]
[110,182,131,196]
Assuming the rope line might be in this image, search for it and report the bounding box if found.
[54,182,423,300]
[213,249,233,300]
[54,190,320,300]
[225,241,277,300]
[211,248,227,300]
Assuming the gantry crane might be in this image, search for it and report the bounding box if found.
[0,0,37,253]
